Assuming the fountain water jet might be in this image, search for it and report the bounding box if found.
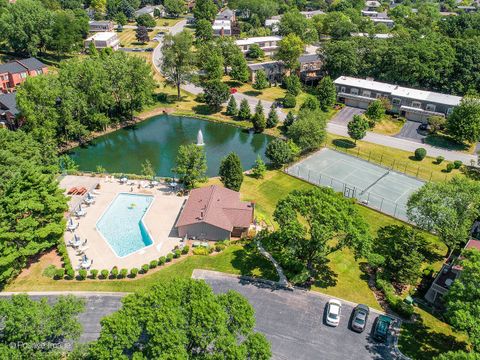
[196,129,205,146]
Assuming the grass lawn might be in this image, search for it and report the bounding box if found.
[232,82,287,103]
[371,116,405,136]
[399,306,468,360]
[155,17,184,27]
[6,244,278,293]
[117,28,156,49]
[325,133,463,182]
[425,132,476,154]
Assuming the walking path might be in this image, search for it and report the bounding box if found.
[256,240,288,286]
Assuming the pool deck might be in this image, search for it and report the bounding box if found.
[60,175,186,271]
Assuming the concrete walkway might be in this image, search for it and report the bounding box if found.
[328,122,477,164]
[256,240,288,286]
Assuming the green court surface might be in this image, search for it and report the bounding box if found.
[286,148,425,221]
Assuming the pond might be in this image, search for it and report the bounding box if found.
[69,115,273,177]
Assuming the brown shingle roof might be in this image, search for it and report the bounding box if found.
[176,185,253,232]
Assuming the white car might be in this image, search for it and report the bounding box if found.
[326,299,342,327]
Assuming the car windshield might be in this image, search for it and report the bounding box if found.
[330,313,338,319]
[354,318,365,324]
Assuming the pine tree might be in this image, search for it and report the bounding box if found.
[219,152,244,191]
[317,76,336,111]
[284,111,295,128]
[252,100,266,132]
[238,98,251,120]
[252,155,266,179]
[253,69,269,90]
[226,95,238,116]
[266,104,279,128]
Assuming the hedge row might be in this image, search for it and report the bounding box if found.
[375,276,414,319]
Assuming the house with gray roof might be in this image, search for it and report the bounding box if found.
[334,76,462,122]
[0,92,19,129]
[0,57,48,92]
[247,61,285,83]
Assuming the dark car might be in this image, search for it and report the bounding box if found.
[145,48,154,52]
[351,304,370,332]
[418,123,429,131]
[373,315,394,342]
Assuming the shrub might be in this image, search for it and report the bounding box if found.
[78,269,88,280]
[193,246,210,255]
[158,256,166,265]
[453,160,463,169]
[436,156,444,164]
[100,269,109,279]
[181,245,190,255]
[414,148,427,161]
[375,277,414,319]
[283,94,296,108]
[149,260,158,269]
[130,268,139,278]
[57,242,71,269]
[215,243,226,252]
[141,264,149,273]
[90,269,98,279]
[446,163,455,172]
[119,268,128,278]
[65,266,75,280]
[111,267,119,278]
[54,268,65,280]
[173,249,182,258]
[166,253,174,262]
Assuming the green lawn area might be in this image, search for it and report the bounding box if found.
[399,306,468,360]
[117,28,156,49]
[6,244,278,292]
[155,17,184,27]
[326,133,463,182]
[425,132,476,154]
[371,116,405,136]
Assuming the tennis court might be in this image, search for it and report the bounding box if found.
[286,148,425,221]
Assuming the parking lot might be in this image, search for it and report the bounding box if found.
[395,120,427,143]
[330,106,366,125]
[193,270,393,360]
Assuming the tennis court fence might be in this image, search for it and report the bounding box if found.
[285,165,410,222]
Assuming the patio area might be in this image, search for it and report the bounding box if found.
[59,175,186,270]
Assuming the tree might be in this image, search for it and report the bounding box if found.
[0,295,85,358]
[373,225,430,285]
[48,9,89,57]
[447,97,480,144]
[162,30,196,99]
[193,0,217,22]
[283,74,302,96]
[195,18,214,43]
[300,95,320,111]
[164,0,186,17]
[317,76,337,111]
[229,52,250,83]
[265,139,292,168]
[238,98,251,120]
[252,101,267,132]
[266,104,279,128]
[347,114,369,143]
[320,40,359,79]
[428,115,446,134]
[278,9,318,44]
[217,36,242,75]
[407,177,480,257]
[136,13,156,28]
[141,159,155,179]
[253,69,269,90]
[115,12,127,26]
[434,351,480,360]
[252,155,266,179]
[247,44,264,59]
[365,99,386,123]
[226,95,238,116]
[136,25,150,44]
[275,33,304,71]
[287,109,327,151]
[202,80,230,111]
[172,144,207,188]
[198,44,224,80]
[284,111,295,128]
[219,152,244,191]
[89,279,271,358]
[264,188,370,282]
[445,249,480,351]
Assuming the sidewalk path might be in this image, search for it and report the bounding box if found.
[256,240,288,286]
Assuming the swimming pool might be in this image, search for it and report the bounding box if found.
[96,193,154,257]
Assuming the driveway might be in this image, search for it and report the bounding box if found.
[394,120,427,143]
[193,270,392,360]
[331,106,365,125]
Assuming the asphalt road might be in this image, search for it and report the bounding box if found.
[193,270,392,360]
[395,120,427,143]
[331,106,365,125]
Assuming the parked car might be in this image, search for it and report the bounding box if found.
[325,299,342,327]
[418,123,429,131]
[351,304,370,332]
[372,315,394,342]
[145,48,154,52]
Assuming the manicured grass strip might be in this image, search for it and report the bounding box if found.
[5,245,278,293]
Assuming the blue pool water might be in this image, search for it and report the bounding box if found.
[96,193,154,257]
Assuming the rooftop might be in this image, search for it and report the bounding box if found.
[16,57,47,71]
[248,60,283,71]
[176,185,253,232]
[334,76,462,106]
[0,92,18,115]
[87,32,118,41]
[89,20,113,26]
[235,36,282,46]
[299,53,320,63]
